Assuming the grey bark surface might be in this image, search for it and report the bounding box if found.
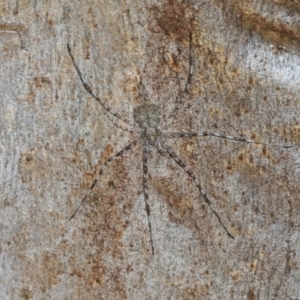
[1,1,300,299]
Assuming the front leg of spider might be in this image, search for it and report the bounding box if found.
[67,44,139,130]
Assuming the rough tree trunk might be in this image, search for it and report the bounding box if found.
[0,1,299,299]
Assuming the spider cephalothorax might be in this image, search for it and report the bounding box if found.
[133,103,162,144]
[133,103,161,129]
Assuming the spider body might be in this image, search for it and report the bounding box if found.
[133,103,161,129]
[133,103,162,145]
[67,44,291,255]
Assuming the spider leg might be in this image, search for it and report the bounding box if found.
[160,138,234,239]
[164,132,198,138]
[166,32,194,121]
[142,139,155,255]
[184,31,193,93]
[105,111,140,133]
[69,138,140,220]
[164,131,292,148]
[67,44,139,130]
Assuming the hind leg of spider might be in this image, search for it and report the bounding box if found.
[164,131,292,148]
[142,139,155,255]
[69,139,140,220]
[160,138,234,239]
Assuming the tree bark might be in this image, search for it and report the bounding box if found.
[1,0,299,299]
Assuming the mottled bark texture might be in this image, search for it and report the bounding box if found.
[1,1,300,299]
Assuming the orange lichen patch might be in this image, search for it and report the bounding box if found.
[18,251,64,295]
[270,0,300,13]
[247,287,256,300]
[78,144,114,189]
[228,2,300,52]
[20,288,33,300]
[185,142,196,154]
[274,124,300,144]
[249,259,258,271]
[122,70,140,95]
[194,46,227,79]
[152,173,209,236]
[175,138,198,159]
[33,76,52,88]
[154,177,193,212]
[67,146,141,290]
[142,0,206,98]
[68,193,129,288]
[149,0,203,43]
[26,76,52,104]
[182,284,209,299]
[0,22,25,33]
[208,106,224,119]
[230,269,240,281]
[225,146,270,177]
[26,89,36,104]
[19,149,50,186]
[40,252,64,291]
[241,9,300,45]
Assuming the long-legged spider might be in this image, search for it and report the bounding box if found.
[67,44,291,255]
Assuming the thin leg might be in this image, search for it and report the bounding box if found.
[69,139,140,220]
[67,44,138,129]
[160,138,234,239]
[164,131,292,148]
[105,111,140,133]
[166,32,193,121]
[184,31,193,93]
[142,140,155,255]
[164,132,198,139]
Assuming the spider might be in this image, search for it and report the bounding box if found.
[67,44,292,255]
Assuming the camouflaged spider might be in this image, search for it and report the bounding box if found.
[67,44,292,255]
